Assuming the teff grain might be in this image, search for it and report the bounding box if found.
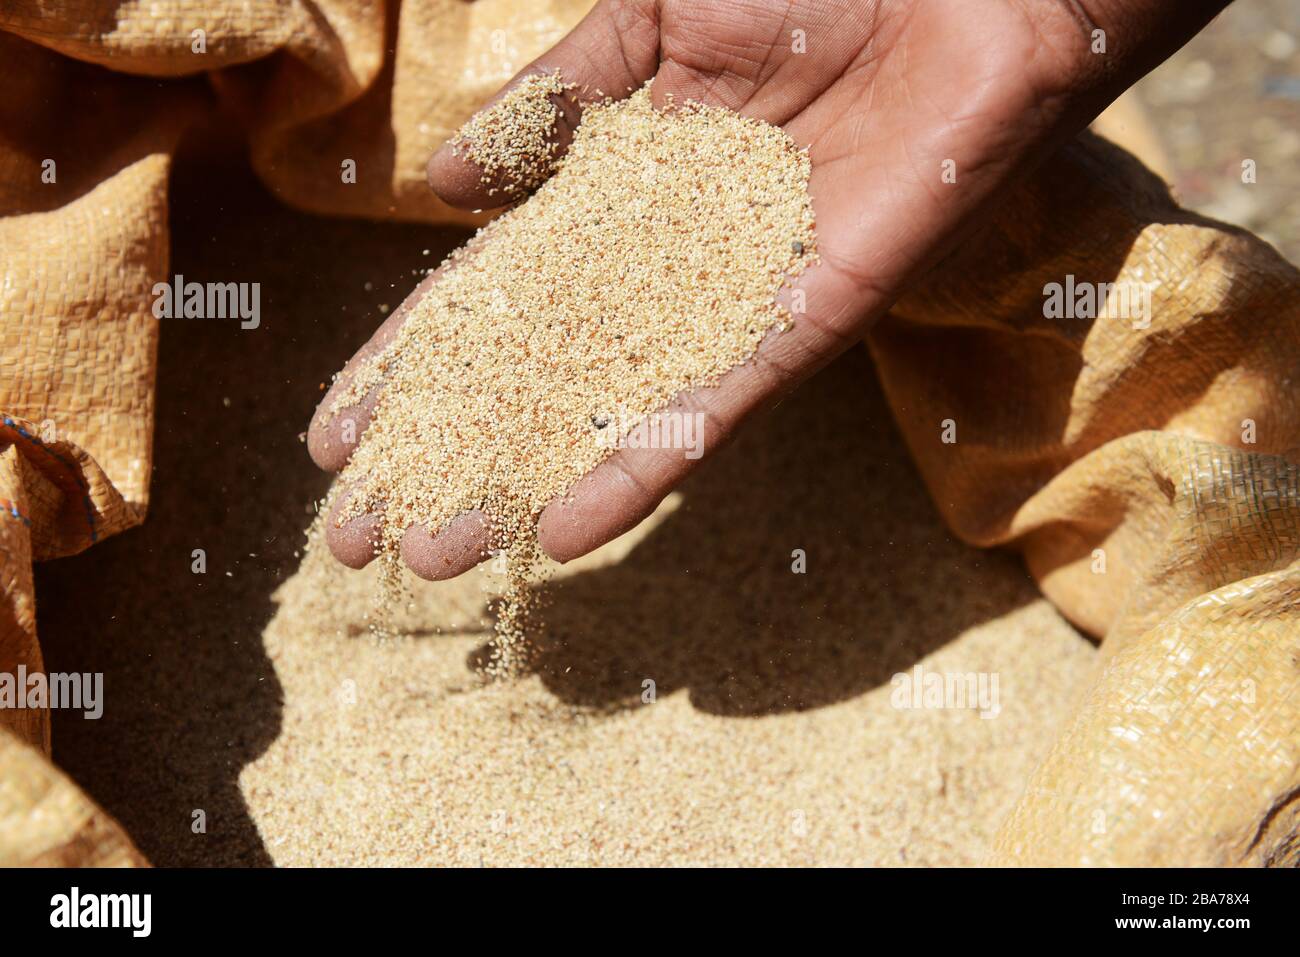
[331,82,817,666]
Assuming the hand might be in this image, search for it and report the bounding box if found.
[309,0,1228,578]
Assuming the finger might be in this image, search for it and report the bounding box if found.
[426,0,659,210]
[327,491,494,579]
[309,386,381,474]
[399,511,493,581]
[537,263,864,563]
[325,487,385,569]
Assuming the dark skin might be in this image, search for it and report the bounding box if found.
[309,0,1231,579]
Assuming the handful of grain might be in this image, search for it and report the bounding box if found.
[329,82,817,668]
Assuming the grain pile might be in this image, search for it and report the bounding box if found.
[246,352,1097,866]
[327,82,817,665]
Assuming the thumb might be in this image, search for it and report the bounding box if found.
[426,0,661,210]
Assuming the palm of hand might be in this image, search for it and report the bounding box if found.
[310,0,1096,577]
